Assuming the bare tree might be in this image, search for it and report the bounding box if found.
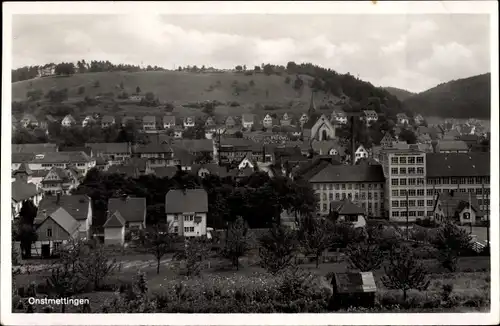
[298,217,333,268]
[259,224,298,275]
[142,223,174,274]
[78,243,117,290]
[381,244,430,302]
[174,237,211,276]
[221,217,252,270]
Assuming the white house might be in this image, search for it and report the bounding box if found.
[362,110,378,125]
[103,211,126,246]
[309,114,336,141]
[238,156,255,170]
[354,145,369,163]
[242,114,255,129]
[330,110,347,124]
[299,113,309,126]
[163,115,176,129]
[330,199,367,229]
[108,196,147,229]
[262,114,273,129]
[166,189,208,237]
[82,115,96,127]
[143,116,156,131]
[183,116,195,129]
[61,115,76,128]
[396,113,410,125]
[101,116,116,128]
[432,190,484,226]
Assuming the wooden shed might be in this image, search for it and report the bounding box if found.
[330,272,377,310]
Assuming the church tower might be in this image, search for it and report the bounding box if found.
[308,90,316,116]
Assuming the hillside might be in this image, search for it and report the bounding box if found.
[383,87,415,101]
[402,73,491,119]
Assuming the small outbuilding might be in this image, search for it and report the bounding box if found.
[330,272,377,310]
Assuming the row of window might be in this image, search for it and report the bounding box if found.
[314,183,383,190]
[390,178,425,186]
[392,211,426,217]
[173,226,196,233]
[392,200,426,208]
[322,202,383,212]
[173,215,200,222]
[392,189,426,197]
[391,167,425,175]
[390,156,424,165]
[427,177,490,185]
[40,163,87,168]
[320,191,383,201]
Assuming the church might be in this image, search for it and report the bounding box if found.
[303,91,337,141]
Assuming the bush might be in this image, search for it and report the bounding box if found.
[229,101,240,107]
[244,71,253,76]
[77,86,86,95]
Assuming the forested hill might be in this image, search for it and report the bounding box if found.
[402,73,491,119]
[383,87,415,101]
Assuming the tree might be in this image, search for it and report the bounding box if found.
[431,221,472,272]
[45,88,68,103]
[78,243,117,290]
[136,86,141,94]
[77,86,86,95]
[234,131,243,138]
[46,264,80,312]
[398,128,417,144]
[17,200,38,258]
[263,64,274,76]
[183,124,206,140]
[26,89,44,101]
[174,237,211,276]
[284,76,291,84]
[381,244,430,302]
[142,223,173,274]
[346,241,384,272]
[221,217,252,270]
[298,217,333,268]
[119,81,124,89]
[254,66,261,72]
[259,224,298,275]
[235,65,243,72]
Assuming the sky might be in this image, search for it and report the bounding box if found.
[11,14,490,93]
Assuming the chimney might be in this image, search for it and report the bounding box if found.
[450,190,454,197]
[43,209,47,217]
[56,193,61,205]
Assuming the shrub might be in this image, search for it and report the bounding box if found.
[244,71,253,76]
[229,101,240,107]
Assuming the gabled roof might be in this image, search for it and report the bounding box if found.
[11,180,42,202]
[309,164,385,183]
[396,113,408,119]
[242,113,255,123]
[165,188,208,213]
[163,115,176,124]
[153,166,178,178]
[172,146,195,166]
[330,199,365,215]
[36,195,91,222]
[86,142,130,154]
[426,153,490,177]
[14,163,33,175]
[107,165,140,178]
[12,143,58,154]
[42,167,70,183]
[108,197,146,223]
[311,140,345,156]
[143,115,156,123]
[437,140,469,152]
[37,207,80,236]
[63,114,76,122]
[171,139,213,152]
[29,151,92,163]
[134,143,173,154]
[103,211,126,228]
[435,191,483,217]
[121,116,136,124]
[101,115,115,123]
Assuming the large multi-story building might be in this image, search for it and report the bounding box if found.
[379,145,427,222]
[306,164,386,218]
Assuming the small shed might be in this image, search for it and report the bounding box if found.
[330,272,377,310]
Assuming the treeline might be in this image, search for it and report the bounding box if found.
[12,60,168,82]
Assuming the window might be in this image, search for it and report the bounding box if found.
[451,178,458,184]
[468,188,474,193]
[392,201,399,208]
[361,184,365,189]
[417,189,424,196]
[354,193,359,200]
[368,192,372,200]
[323,204,327,211]
[408,167,415,175]
[408,178,415,186]
[322,184,326,190]
[476,188,483,194]
[400,189,407,196]
[374,202,378,209]
[400,168,407,174]
[401,211,407,217]
[399,157,406,164]
[417,211,425,216]
[354,184,359,189]
[475,177,482,184]
[329,184,333,190]
[184,215,194,222]
[335,193,340,200]
[442,178,450,184]
[341,184,346,190]
[460,178,466,184]
[322,193,327,201]
[400,179,407,186]
[329,193,333,200]
[347,184,352,190]
[427,189,434,196]
[342,193,347,199]
[409,211,416,217]
[47,228,52,237]
[417,167,424,175]
[368,184,372,189]
[361,192,366,199]
[392,190,399,197]
[409,200,416,207]
[391,179,399,186]
[416,157,424,164]
[174,215,178,221]
[427,200,434,206]
[391,168,398,174]
[418,200,425,207]
[392,211,400,217]
[409,157,416,164]
[400,200,407,207]
[391,157,398,164]
[408,189,416,196]
[460,188,466,193]
[174,226,178,233]
[468,177,474,184]
[348,193,352,199]
[374,192,378,199]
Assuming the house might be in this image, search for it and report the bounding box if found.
[82,115,96,127]
[183,116,195,129]
[432,190,483,225]
[329,198,367,228]
[171,146,196,170]
[191,164,227,178]
[433,140,469,153]
[238,155,255,170]
[163,115,176,129]
[38,64,56,77]
[34,207,81,258]
[414,114,425,125]
[12,143,59,154]
[134,143,174,168]
[299,113,309,127]
[174,126,184,139]
[36,194,93,241]
[108,196,147,229]
[280,113,293,126]
[61,115,76,128]
[205,116,217,129]
[122,116,136,127]
[225,116,236,129]
[304,114,336,141]
[129,95,145,102]
[354,145,369,163]
[362,110,378,125]
[241,114,255,129]
[396,113,409,125]
[262,114,273,129]
[330,109,347,125]
[20,114,38,128]
[311,140,344,157]
[11,180,44,219]
[166,189,208,237]
[12,163,34,183]
[12,151,96,175]
[143,116,156,131]
[380,133,396,148]
[103,211,127,246]
[86,142,132,163]
[101,115,116,128]
[40,166,80,195]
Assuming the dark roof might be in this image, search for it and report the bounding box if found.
[302,113,322,129]
[107,165,140,178]
[191,163,226,176]
[426,153,490,177]
[14,163,33,176]
[41,167,70,183]
[165,189,208,213]
[108,197,146,223]
[11,180,42,202]
[24,151,92,163]
[86,142,130,154]
[12,143,58,154]
[125,157,148,171]
[37,207,80,236]
[172,147,195,166]
[101,115,115,123]
[36,195,91,223]
[435,191,484,217]
[134,143,173,154]
[330,199,365,215]
[103,211,126,228]
[309,164,385,183]
[171,139,213,153]
[333,272,377,294]
[437,140,469,152]
[59,146,93,156]
[153,166,178,178]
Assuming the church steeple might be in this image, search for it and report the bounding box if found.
[308,90,316,116]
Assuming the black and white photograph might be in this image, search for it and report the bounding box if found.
[1,1,498,325]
